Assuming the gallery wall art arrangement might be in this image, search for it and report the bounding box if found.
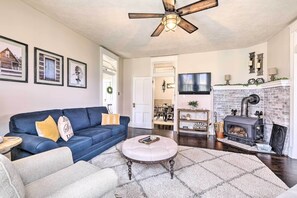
[0,35,87,88]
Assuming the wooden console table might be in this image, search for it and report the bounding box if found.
[178,109,209,135]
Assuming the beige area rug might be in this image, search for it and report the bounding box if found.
[90,145,288,198]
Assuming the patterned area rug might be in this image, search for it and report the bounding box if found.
[90,145,288,198]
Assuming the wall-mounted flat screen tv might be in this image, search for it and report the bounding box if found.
[178,72,211,95]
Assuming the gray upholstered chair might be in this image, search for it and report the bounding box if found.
[0,147,118,198]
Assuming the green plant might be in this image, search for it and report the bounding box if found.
[188,101,198,108]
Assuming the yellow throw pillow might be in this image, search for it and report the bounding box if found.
[35,115,60,142]
[101,113,120,125]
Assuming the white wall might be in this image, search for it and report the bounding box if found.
[122,57,151,117]
[123,43,268,124]
[0,0,100,135]
[154,76,174,101]
[268,27,290,78]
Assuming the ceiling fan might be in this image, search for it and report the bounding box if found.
[128,0,218,37]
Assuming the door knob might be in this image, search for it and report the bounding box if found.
[133,103,135,108]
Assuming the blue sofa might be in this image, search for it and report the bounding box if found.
[5,107,130,162]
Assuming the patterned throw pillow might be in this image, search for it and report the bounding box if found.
[58,116,74,142]
[101,113,120,125]
[35,115,60,142]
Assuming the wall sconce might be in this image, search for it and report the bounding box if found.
[256,53,263,76]
[162,80,166,92]
[166,83,175,89]
[249,52,255,73]
[268,67,278,81]
[225,74,231,85]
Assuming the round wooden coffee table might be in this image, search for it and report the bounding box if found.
[122,135,178,180]
[0,136,22,154]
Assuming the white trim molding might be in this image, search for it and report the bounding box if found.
[289,19,297,159]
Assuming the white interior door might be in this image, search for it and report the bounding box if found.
[132,77,153,129]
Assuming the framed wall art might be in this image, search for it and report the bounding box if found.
[34,48,64,86]
[67,58,87,88]
[0,35,28,83]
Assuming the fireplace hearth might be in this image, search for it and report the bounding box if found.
[214,81,290,154]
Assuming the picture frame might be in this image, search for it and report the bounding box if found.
[0,35,28,83]
[34,47,64,86]
[67,58,87,88]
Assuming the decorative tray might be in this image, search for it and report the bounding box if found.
[138,136,160,145]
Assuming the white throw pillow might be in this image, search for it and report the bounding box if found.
[58,116,74,141]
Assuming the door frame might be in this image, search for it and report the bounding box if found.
[289,19,297,159]
[151,56,178,131]
[99,47,119,113]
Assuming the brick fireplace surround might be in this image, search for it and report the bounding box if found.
[213,80,290,155]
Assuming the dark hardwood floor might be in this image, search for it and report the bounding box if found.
[128,127,297,188]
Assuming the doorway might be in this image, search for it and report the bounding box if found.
[153,76,175,130]
[100,47,119,113]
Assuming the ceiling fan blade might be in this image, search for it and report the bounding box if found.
[151,23,165,37]
[128,13,164,19]
[162,0,175,12]
[177,0,218,16]
[178,17,198,34]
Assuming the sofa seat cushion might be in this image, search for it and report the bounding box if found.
[25,161,99,198]
[57,136,92,154]
[76,127,112,145]
[95,125,125,136]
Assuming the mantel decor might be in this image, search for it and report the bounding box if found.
[257,53,264,76]
[0,35,28,83]
[248,52,255,73]
[67,58,87,88]
[34,48,64,86]
[268,67,278,81]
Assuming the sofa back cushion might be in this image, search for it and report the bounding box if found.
[0,154,25,198]
[86,107,108,127]
[63,108,90,131]
[9,110,63,135]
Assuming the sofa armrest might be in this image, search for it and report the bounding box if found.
[120,116,130,126]
[49,168,118,198]
[6,132,59,154]
[12,147,73,185]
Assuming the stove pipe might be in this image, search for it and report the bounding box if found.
[240,94,260,117]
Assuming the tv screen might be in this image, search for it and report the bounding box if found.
[178,72,211,95]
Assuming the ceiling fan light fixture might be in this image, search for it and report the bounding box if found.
[162,13,181,32]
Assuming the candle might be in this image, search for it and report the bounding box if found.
[249,60,253,66]
[257,62,261,69]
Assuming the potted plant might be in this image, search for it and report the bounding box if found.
[188,101,198,109]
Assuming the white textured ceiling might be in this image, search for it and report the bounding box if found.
[22,0,297,58]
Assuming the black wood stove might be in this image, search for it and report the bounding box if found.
[224,94,264,146]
